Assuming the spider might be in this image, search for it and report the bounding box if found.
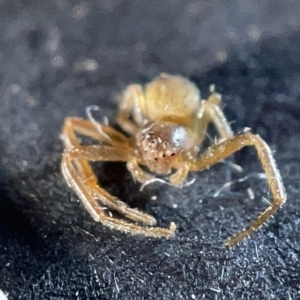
[61,73,286,247]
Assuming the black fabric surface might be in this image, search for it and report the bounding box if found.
[0,1,300,299]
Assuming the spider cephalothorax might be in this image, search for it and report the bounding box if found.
[61,73,286,247]
[137,122,195,174]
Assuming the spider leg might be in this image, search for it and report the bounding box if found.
[188,131,286,247]
[62,117,131,149]
[61,118,159,226]
[168,91,235,187]
[61,116,131,190]
[196,91,233,144]
[195,91,242,187]
[62,149,176,237]
[117,84,146,136]
[169,91,235,187]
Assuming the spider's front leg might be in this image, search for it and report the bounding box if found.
[62,144,176,237]
[188,131,286,247]
[168,90,236,188]
[61,118,164,227]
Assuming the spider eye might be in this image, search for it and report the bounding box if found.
[171,126,187,146]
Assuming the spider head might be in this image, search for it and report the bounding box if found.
[137,122,194,174]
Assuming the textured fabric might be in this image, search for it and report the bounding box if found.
[0,1,299,299]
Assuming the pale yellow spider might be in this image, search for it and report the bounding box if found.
[61,73,286,247]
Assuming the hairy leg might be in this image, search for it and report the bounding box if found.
[61,117,131,148]
[61,118,160,225]
[62,149,176,237]
[117,84,146,136]
[194,91,241,188]
[168,91,235,187]
[196,91,234,144]
[189,131,286,247]
[61,117,131,186]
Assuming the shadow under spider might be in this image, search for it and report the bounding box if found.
[92,161,158,212]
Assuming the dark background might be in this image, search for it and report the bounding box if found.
[0,1,300,299]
